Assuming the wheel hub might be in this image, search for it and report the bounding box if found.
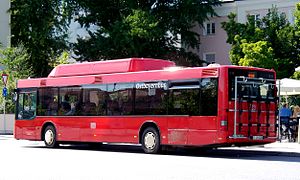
[144,132,156,149]
[45,129,54,145]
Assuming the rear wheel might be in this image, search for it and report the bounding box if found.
[44,125,58,148]
[141,127,160,154]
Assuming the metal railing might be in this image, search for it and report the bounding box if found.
[231,76,276,139]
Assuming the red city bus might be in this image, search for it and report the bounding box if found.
[15,58,277,153]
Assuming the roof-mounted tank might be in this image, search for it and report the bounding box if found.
[48,58,176,78]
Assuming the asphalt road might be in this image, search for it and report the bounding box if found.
[1,137,300,180]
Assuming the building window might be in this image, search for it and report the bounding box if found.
[250,14,260,21]
[288,10,295,24]
[249,14,260,26]
[204,22,215,35]
[204,53,216,64]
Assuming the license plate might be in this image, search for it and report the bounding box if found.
[253,136,264,140]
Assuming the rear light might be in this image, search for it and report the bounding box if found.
[248,72,256,78]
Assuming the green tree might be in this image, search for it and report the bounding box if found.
[0,46,69,114]
[239,40,276,69]
[0,45,32,113]
[291,71,300,80]
[222,6,300,79]
[10,0,73,77]
[72,0,221,66]
[294,3,300,70]
[49,51,71,68]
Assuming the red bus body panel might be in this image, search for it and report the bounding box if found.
[15,58,277,147]
[15,116,220,146]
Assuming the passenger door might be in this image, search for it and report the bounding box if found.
[167,79,201,145]
[16,89,37,140]
[187,78,218,145]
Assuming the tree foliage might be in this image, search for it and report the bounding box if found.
[0,45,32,113]
[222,6,300,79]
[71,0,221,66]
[239,40,275,69]
[291,71,300,80]
[10,0,221,73]
[10,0,73,77]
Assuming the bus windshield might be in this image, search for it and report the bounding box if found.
[228,69,276,100]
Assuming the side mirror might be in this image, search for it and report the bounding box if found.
[13,89,18,103]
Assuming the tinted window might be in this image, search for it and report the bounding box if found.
[200,78,218,116]
[37,88,58,116]
[107,83,134,115]
[33,78,218,117]
[228,69,276,100]
[59,87,82,116]
[135,82,168,115]
[82,85,107,116]
[168,80,200,115]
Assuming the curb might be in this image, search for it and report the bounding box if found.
[0,135,14,140]
[219,147,300,157]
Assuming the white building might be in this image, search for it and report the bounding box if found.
[0,0,10,47]
[193,0,299,65]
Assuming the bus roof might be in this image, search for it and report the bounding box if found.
[17,59,275,88]
[48,58,175,78]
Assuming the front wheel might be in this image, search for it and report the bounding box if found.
[141,127,160,154]
[43,125,58,148]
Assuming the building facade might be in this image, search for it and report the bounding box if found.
[194,0,299,65]
[0,0,10,47]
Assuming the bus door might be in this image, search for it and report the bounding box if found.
[187,78,218,145]
[229,75,277,140]
[167,80,200,145]
[168,78,218,145]
[16,89,37,140]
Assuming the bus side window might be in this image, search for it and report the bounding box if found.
[37,88,59,116]
[107,83,133,115]
[200,78,217,116]
[107,98,120,115]
[82,102,97,116]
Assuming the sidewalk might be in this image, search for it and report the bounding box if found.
[222,141,300,157]
[0,134,14,140]
[263,141,300,153]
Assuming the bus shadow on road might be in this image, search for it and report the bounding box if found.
[24,143,300,163]
[198,148,300,162]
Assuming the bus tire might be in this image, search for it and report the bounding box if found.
[141,127,160,154]
[43,125,58,148]
[88,142,103,149]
